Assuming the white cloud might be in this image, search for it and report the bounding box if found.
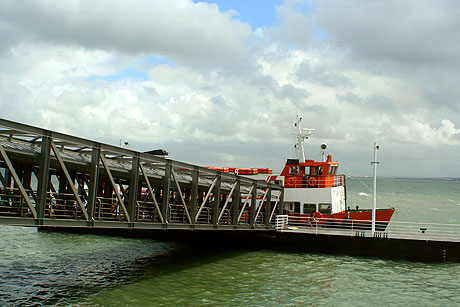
[314,0,460,67]
[0,0,252,70]
[0,0,460,177]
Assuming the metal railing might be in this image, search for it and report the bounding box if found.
[285,175,345,188]
[275,215,460,242]
[0,187,33,217]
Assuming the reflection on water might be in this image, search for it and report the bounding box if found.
[0,227,177,305]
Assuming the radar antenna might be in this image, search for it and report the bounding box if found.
[293,115,315,163]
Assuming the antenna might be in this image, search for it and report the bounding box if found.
[293,115,315,162]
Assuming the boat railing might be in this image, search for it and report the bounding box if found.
[285,175,345,188]
[275,215,460,242]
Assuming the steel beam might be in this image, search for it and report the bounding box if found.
[264,185,272,226]
[249,183,257,226]
[128,153,140,223]
[171,169,192,224]
[99,154,130,223]
[189,167,199,224]
[50,141,89,221]
[254,187,269,223]
[87,146,99,220]
[0,143,37,218]
[195,176,218,223]
[237,184,253,222]
[139,162,164,224]
[162,160,172,223]
[231,179,240,225]
[269,189,283,222]
[211,174,221,225]
[218,180,237,223]
[36,134,51,219]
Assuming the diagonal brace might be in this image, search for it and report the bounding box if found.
[254,187,269,222]
[269,190,283,222]
[139,163,164,224]
[217,180,237,223]
[0,143,37,218]
[50,142,89,221]
[195,176,218,223]
[100,154,131,223]
[237,185,254,222]
[171,170,192,224]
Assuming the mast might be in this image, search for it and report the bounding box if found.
[293,115,314,163]
[371,142,379,235]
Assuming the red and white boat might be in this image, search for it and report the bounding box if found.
[269,115,395,230]
[206,116,395,230]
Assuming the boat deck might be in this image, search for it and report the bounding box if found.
[275,215,460,243]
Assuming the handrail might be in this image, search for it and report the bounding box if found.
[285,175,345,188]
[276,215,460,242]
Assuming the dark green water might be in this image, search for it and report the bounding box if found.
[1,179,459,306]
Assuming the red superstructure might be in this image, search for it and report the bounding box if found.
[281,154,340,189]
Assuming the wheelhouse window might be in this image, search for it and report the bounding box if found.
[318,203,332,214]
[303,203,316,214]
[313,167,323,176]
[289,166,300,175]
[328,165,338,175]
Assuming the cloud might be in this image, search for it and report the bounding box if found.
[314,0,460,67]
[0,0,252,70]
[0,0,460,178]
[296,60,352,88]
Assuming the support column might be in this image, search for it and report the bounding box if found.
[87,144,100,221]
[231,179,240,225]
[36,133,51,220]
[249,182,257,227]
[190,167,199,224]
[162,160,172,223]
[211,174,221,226]
[264,185,272,226]
[128,154,140,224]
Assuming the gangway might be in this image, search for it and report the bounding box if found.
[0,118,284,230]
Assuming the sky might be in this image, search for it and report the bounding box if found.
[1,0,460,177]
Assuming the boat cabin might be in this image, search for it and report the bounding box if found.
[280,154,341,189]
[279,154,346,216]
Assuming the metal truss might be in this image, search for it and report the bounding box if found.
[0,118,284,230]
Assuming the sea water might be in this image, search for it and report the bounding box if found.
[0,178,459,306]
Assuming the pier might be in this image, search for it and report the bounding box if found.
[1,118,460,262]
[0,118,283,230]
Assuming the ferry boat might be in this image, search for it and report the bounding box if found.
[207,116,395,230]
[271,116,395,230]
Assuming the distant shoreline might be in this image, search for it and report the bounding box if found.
[348,176,460,181]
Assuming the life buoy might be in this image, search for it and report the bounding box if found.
[312,211,323,223]
[287,177,295,186]
[308,177,317,187]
